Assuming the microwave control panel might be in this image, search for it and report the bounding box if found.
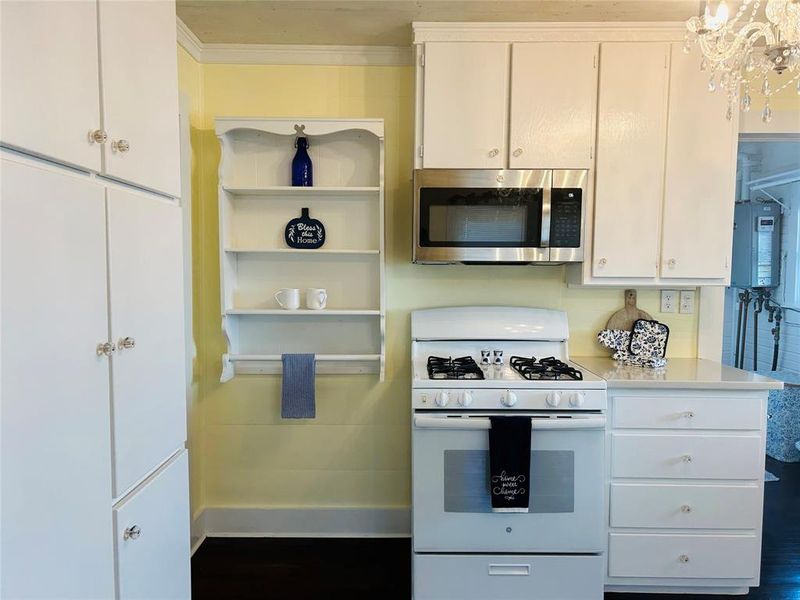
[549,189,582,248]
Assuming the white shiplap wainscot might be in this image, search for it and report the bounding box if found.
[216,118,386,382]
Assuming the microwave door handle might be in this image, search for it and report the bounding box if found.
[413,415,606,430]
[540,172,552,248]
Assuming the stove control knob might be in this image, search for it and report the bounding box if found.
[501,390,518,407]
[435,391,450,407]
[546,392,562,407]
[569,392,585,408]
[458,391,474,407]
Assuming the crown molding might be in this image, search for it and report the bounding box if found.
[176,18,411,66]
[176,17,203,62]
[412,21,688,43]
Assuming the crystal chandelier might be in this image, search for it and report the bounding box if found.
[685,0,800,122]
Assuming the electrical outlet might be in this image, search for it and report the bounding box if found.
[679,290,695,314]
[661,290,677,313]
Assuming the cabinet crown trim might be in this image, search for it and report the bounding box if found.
[413,21,687,43]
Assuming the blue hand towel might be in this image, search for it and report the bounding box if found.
[281,353,316,419]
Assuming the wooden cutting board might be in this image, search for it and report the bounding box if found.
[606,289,653,331]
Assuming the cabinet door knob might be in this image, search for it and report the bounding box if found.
[123,525,141,540]
[598,258,607,267]
[512,148,523,157]
[488,148,499,157]
[682,454,693,463]
[667,258,677,268]
[118,336,136,350]
[96,342,116,357]
[88,129,108,144]
[681,504,692,513]
[684,411,694,419]
[678,554,690,563]
[112,139,130,153]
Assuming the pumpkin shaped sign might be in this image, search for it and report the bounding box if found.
[285,207,326,249]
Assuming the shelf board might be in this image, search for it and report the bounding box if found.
[224,247,379,255]
[225,309,381,316]
[223,185,380,197]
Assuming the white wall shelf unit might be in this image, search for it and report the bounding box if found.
[216,118,385,382]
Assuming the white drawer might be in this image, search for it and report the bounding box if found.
[612,433,762,480]
[613,395,762,431]
[114,451,190,600]
[610,483,761,529]
[414,554,603,600]
[608,533,759,579]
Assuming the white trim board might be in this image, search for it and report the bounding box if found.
[176,18,411,66]
[192,507,411,539]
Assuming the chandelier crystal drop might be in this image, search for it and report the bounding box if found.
[685,0,800,122]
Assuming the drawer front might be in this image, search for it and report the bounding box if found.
[613,395,762,430]
[114,451,190,600]
[610,483,761,529]
[414,554,603,600]
[612,433,762,480]
[608,533,759,579]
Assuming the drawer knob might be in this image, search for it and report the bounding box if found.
[681,504,692,513]
[512,148,523,157]
[682,454,693,463]
[598,258,607,267]
[123,525,141,540]
[684,411,694,419]
[488,148,499,158]
[678,554,690,563]
[118,336,136,350]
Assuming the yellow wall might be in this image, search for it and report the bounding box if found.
[178,47,700,511]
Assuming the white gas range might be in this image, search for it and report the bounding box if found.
[411,307,607,600]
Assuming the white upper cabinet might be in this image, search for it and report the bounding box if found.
[99,0,181,197]
[422,42,510,168]
[509,43,598,169]
[0,1,102,171]
[593,42,670,278]
[1,156,114,599]
[660,43,737,280]
[108,186,186,496]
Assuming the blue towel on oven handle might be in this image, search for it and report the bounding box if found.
[281,353,316,419]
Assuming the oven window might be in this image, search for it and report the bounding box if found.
[443,450,574,513]
[419,187,542,247]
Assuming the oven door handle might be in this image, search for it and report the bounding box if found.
[413,415,606,430]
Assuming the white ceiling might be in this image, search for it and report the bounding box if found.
[177,0,705,46]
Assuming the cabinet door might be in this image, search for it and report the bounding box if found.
[115,451,190,600]
[108,186,186,496]
[422,42,509,168]
[1,156,114,599]
[0,1,101,171]
[660,43,737,279]
[510,43,598,169]
[98,0,180,197]
[593,43,670,278]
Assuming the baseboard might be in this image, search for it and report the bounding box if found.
[192,507,411,541]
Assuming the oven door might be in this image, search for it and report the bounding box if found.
[414,169,551,263]
[412,413,605,553]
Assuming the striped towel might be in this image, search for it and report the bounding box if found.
[281,353,316,419]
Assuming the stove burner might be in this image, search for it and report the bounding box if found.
[427,356,485,380]
[509,356,583,381]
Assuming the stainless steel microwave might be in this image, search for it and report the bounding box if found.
[413,169,587,264]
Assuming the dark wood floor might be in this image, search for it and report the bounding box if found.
[192,458,800,599]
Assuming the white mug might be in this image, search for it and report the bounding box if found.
[274,288,300,310]
[306,288,327,310]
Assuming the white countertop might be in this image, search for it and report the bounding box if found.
[572,357,784,390]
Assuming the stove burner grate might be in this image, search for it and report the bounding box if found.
[427,356,485,380]
[509,356,583,381]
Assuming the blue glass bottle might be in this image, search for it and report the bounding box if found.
[292,137,313,187]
